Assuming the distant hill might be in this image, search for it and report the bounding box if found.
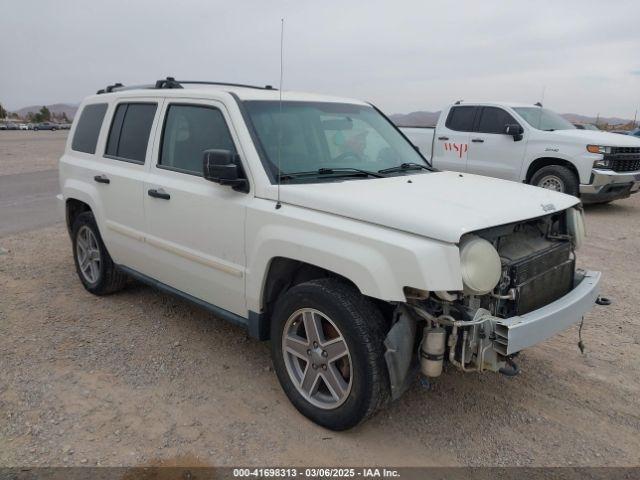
[389,111,441,127]
[390,109,633,128]
[15,103,78,120]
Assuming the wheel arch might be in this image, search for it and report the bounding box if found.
[65,198,93,234]
[525,157,580,184]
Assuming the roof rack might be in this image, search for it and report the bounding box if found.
[97,76,276,95]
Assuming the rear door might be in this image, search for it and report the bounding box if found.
[142,98,249,317]
[97,99,160,272]
[466,106,526,181]
[433,106,477,172]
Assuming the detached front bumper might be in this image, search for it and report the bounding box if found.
[580,169,640,203]
[492,270,601,356]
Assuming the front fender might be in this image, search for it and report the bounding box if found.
[245,201,462,312]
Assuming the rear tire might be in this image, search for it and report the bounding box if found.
[530,165,579,196]
[270,278,390,430]
[71,211,127,295]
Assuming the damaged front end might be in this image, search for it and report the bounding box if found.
[385,207,601,392]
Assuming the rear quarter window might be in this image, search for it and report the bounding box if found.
[71,103,108,154]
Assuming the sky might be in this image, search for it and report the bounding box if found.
[1,0,639,118]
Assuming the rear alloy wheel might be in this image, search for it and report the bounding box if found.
[530,165,579,196]
[71,211,127,295]
[270,278,389,430]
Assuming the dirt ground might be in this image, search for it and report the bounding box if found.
[0,134,639,468]
[0,130,68,176]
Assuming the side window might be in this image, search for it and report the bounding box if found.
[445,106,477,132]
[71,103,107,154]
[477,107,518,134]
[105,103,157,163]
[159,104,236,175]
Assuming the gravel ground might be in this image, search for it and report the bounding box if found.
[0,130,67,176]
[0,136,639,467]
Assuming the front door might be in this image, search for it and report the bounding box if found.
[466,106,527,181]
[142,99,249,317]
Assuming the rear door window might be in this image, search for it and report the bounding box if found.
[71,103,108,154]
[477,107,518,134]
[105,103,157,163]
[445,106,478,132]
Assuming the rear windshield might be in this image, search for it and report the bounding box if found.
[244,101,427,181]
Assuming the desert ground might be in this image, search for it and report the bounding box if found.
[0,131,639,467]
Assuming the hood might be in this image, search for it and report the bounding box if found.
[269,171,579,243]
[549,129,640,147]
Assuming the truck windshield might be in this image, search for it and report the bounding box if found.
[513,107,576,131]
[243,101,429,182]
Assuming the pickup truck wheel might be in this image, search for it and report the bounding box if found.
[270,278,390,430]
[71,211,127,295]
[530,165,579,196]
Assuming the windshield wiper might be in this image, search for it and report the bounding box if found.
[279,167,385,181]
[377,162,432,174]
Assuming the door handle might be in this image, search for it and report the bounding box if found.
[147,188,170,200]
[94,175,110,184]
[472,138,485,143]
[437,136,449,141]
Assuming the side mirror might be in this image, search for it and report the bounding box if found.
[504,124,524,141]
[202,149,248,192]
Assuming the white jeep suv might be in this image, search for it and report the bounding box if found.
[58,78,601,430]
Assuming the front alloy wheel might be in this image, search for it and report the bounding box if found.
[282,308,352,409]
[270,278,390,430]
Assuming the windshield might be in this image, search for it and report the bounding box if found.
[513,107,576,131]
[244,101,429,182]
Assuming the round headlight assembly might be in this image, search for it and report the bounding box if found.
[566,206,585,250]
[459,235,502,295]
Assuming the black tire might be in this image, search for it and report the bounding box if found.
[530,165,579,196]
[270,278,390,430]
[71,211,127,295]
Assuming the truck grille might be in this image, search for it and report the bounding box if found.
[605,147,640,172]
[507,242,574,315]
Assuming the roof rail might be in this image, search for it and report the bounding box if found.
[97,77,276,95]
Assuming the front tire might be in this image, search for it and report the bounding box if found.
[71,211,127,295]
[530,165,579,196]
[270,278,390,430]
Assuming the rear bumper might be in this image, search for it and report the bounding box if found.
[579,169,640,203]
[493,270,601,355]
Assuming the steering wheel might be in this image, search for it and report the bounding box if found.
[332,151,364,163]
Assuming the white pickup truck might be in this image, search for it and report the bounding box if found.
[401,101,640,203]
[59,79,601,430]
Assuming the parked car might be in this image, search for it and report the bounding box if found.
[34,122,59,131]
[402,102,640,203]
[5,122,19,130]
[0,123,6,130]
[59,79,601,430]
[19,123,29,130]
[573,123,599,131]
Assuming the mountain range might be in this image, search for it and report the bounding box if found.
[389,110,634,128]
[14,103,79,119]
[8,103,634,127]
